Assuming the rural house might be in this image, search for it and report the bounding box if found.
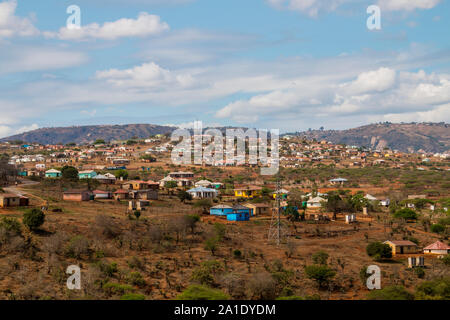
[187,187,218,199]
[244,203,271,216]
[384,240,419,255]
[234,186,262,198]
[78,170,97,179]
[45,169,61,178]
[63,190,93,202]
[0,194,27,208]
[423,241,450,255]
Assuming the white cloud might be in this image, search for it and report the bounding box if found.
[267,0,442,16]
[0,0,39,37]
[95,62,195,89]
[341,67,397,95]
[0,123,39,139]
[377,0,442,11]
[0,45,88,74]
[215,68,450,125]
[267,0,351,17]
[45,12,169,40]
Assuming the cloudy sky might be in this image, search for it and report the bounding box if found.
[0,0,449,137]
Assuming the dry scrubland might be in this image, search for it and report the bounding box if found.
[0,164,449,300]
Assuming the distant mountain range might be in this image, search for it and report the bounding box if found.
[291,122,450,153]
[2,122,449,153]
[1,124,176,145]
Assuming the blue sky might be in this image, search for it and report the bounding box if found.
[0,0,449,137]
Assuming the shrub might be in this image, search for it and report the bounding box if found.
[176,285,229,300]
[414,267,425,279]
[65,235,90,259]
[430,224,445,234]
[312,251,329,265]
[415,278,450,300]
[304,265,336,289]
[441,254,450,266]
[366,242,392,261]
[393,208,418,221]
[233,249,242,258]
[191,260,223,286]
[103,282,134,296]
[23,208,45,231]
[367,285,414,300]
[0,217,22,234]
[248,272,278,300]
[128,272,146,287]
[61,166,79,181]
[204,237,219,255]
[97,261,118,277]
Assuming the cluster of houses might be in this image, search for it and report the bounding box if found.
[384,240,450,258]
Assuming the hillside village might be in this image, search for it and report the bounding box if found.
[0,134,448,300]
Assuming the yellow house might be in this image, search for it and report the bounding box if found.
[234,186,262,198]
[384,240,418,255]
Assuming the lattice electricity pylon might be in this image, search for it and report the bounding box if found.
[267,179,289,245]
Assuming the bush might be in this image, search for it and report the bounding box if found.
[204,237,219,255]
[367,285,414,300]
[415,278,450,300]
[414,267,425,279]
[312,251,329,265]
[65,235,90,259]
[248,272,278,300]
[176,285,229,300]
[441,254,450,266]
[393,208,418,221]
[103,282,134,296]
[128,272,146,287]
[304,265,336,289]
[366,242,392,261]
[191,260,223,286]
[23,208,45,231]
[61,166,79,181]
[233,249,242,258]
[430,224,445,234]
[0,217,22,234]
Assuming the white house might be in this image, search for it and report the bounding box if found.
[423,241,450,255]
[187,187,218,199]
[307,196,326,208]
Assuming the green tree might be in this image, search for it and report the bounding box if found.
[177,190,192,203]
[283,206,300,222]
[184,214,200,234]
[325,192,347,220]
[204,237,219,255]
[114,169,128,180]
[61,165,79,181]
[23,208,45,231]
[393,208,418,221]
[304,265,336,289]
[366,242,392,261]
[430,224,445,234]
